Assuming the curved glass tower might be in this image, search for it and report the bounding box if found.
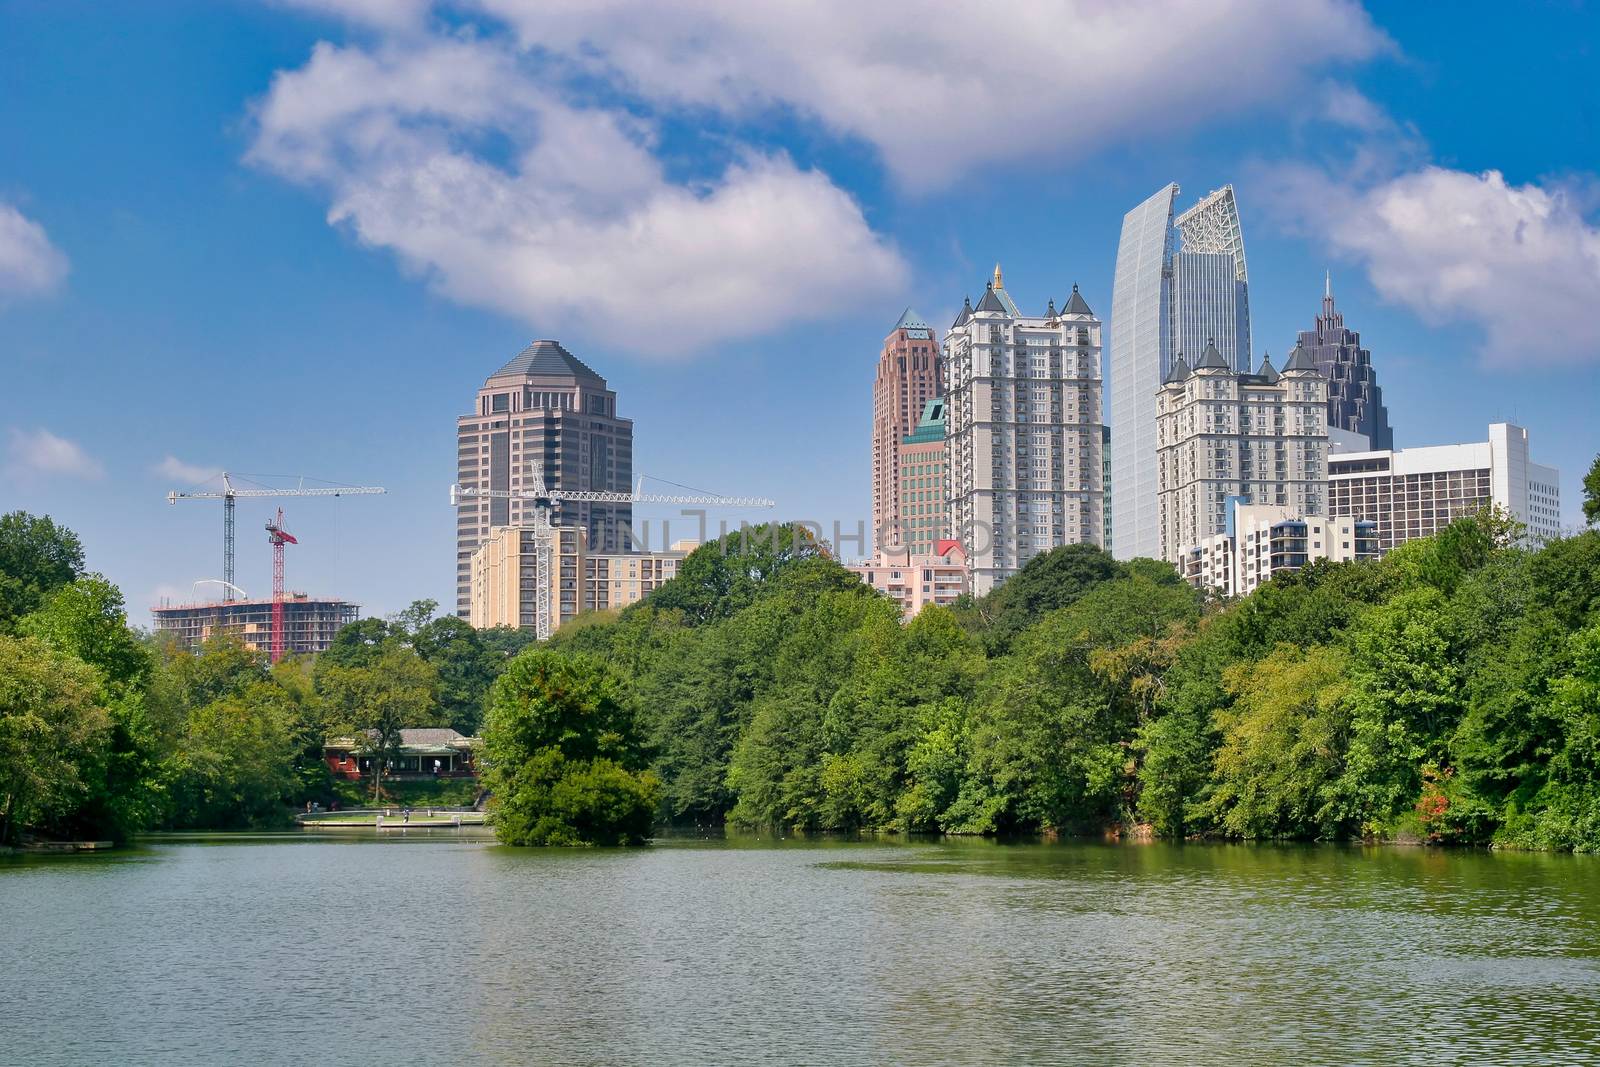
[1109,182,1253,560]
[1108,183,1177,561]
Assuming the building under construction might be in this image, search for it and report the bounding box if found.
[151,594,358,656]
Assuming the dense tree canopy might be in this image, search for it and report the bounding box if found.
[8,469,1600,853]
[0,511,84,632]
[482,649,658,846]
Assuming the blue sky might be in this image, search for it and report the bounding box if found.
[2,0,1597,621]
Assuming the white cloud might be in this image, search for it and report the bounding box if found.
[0,202,69,301]
[248,38,908,356]
[1263,165,1600,366]
[5,428,104,481]
[154,455,222,485]
[471,0,1390,190]
[255,1,1388,356]
[271,0,432,31]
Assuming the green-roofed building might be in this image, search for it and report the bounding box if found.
[896,398,949,555]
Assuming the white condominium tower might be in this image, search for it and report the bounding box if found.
[1110,182,1252,560]
[1155,341,1328,564]
[945,265,1105,596]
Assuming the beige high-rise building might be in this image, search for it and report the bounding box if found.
[945,266,1105,595]
[454,340,632,616]
[470,526,696,631]
[872,309,944,549]
[1156,341,1328,564]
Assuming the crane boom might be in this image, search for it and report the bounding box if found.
[166,471,385,601]
[451,485,774,508]
[450,462,772,640]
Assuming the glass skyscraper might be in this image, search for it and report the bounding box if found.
[1109,183,1252,560]
[1108,183,1177,562]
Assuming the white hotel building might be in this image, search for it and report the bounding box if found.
[944,266,1105,595]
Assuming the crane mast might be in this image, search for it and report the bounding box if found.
[265,508,298,664]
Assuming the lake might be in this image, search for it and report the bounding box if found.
[3,832,1599,1065]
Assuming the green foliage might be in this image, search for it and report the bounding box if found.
[1198,646,1352,839]
[169,683,300,829]
[9,502,1600,852]
[0,511,85,633]
[1584,454,1600,526]
[0,635,110,844]
[483,649,658,845]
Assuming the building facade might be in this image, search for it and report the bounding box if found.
[470,525,694,632]
[454,340,633,616]
[1156,341,1329,564]
[897,398,949,556]
[1180,502,1378,598]
[847,540,969,619]
[1110,182,1253,561]
[872,309,944,550]
[1327,422,1561,550]
[1300,275,1393,451]
[945,267,1104,595]
[152,595,358,656]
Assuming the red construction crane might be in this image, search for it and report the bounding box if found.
[265,508,298,663]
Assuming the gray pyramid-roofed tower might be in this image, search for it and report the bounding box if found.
[1255,352,1280,384]
[1193,337,1231,370]
[1282,341,1319,373]
[1296,274,1393,449]
[952,296,973,329]
[454,339,633,617]
[1162,354,1192,385]
[942,266,1106,594]
[1063,283,1094,317]
[974,282,1010,314]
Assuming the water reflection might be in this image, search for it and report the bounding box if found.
[2,835,1598,1065]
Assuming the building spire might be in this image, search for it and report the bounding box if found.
[1321,269,1338,325]
[993,262,1004,289]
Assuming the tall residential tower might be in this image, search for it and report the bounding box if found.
[1156,341,1328,564]
[872,308,944,549]
[945,266,1104,595]
[453,340,633,617]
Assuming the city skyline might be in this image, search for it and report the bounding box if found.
[3,1,1598,619]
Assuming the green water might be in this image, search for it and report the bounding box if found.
[3,832,1599,1065]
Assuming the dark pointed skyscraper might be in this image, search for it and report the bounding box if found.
[1299,275,1393,451]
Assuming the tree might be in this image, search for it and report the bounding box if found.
[316,646,437,803]
[169,683,299,829]
[960,543,1124,652]
[20,575,164,840]
[0,635,110,844]
[1197,645,1352,839]
[20,575,150,695]
[0,511,84,633]
[483,649,657,845]
[1585,454,1600,526]
[645,523,823,625]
